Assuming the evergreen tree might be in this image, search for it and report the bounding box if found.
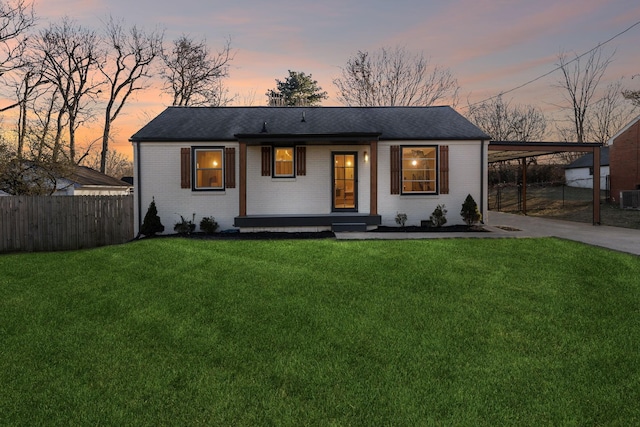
[266,70,328,106]
[460,194,482,226]
[140,197,164,237]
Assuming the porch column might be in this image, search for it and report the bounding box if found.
[369,141,378,215]
[239,142,247,216]
[593,146,601,225]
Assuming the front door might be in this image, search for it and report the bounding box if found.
[333,153,357,211]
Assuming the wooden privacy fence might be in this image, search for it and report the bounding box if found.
[0,195,134,253]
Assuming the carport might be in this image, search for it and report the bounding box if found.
[488,141,603,225]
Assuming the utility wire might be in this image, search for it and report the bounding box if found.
[462,19,640,110]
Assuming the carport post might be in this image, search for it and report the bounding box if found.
[593,146,600,225]
[521,157,527,215]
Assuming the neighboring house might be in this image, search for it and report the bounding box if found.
[130,106,490,233]
[609,115,640,203]
[564,146,609,189]
[54,166,132,196]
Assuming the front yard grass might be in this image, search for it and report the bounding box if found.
[1,237,639,425]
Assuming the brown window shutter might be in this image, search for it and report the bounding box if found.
[225,147,236,188]
[180,147,191,188]
[296,146,306,176]
[440,145,449,194]
[390,145,400,194]
[261,146,271,176]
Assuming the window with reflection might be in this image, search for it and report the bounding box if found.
[274,147,294,177]
[194,148,223,190]
[402,146,437,194]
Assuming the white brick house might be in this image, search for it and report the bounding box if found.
[130,106,490,234]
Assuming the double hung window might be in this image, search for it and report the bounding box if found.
[401,146,437,194]
[194,148,224,190]
[274,147,294,177]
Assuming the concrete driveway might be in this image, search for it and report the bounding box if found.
[335,211,640,256]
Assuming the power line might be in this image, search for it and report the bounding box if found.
[462,19,640,110]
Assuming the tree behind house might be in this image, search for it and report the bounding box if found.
[266,70,328,106]
[161,35,234,107]
[333,46,459,107]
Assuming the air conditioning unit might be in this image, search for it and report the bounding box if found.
[620,190,640,209]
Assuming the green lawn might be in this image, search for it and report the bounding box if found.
[1,237,639,426]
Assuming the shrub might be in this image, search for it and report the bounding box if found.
[199,216,219,234]
[395,212,407,227]
[140,198,164,237]
[460,194,482,226]
[174,214,196,235]
[429,204,447,227]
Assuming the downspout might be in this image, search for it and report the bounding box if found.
[135,141,142,236]
[480,139,485,223]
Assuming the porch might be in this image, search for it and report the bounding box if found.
[234,213,381,232]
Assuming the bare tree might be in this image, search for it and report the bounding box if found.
[161,35,233,106]
[466,95,546,142]
[36,17,101,163]
[10,63,50,158]
[83,148,133,179]
[589,80,637,144]
[0,133,74,195]
[0,0,35,77]
[97,16,163,172]
[240,88,258,106]
[555,47,614,142]
[622,74,640,107]
[467,95,547,180]
[333,46,459,107]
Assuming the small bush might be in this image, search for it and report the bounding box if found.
[460,194,482,226]
[140,198,164,237]
[199,216,219,234]
[429,204,447,227]
[174,214,196,235]
[395,212,408,227]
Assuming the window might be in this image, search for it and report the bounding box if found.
[274,147,294,177]
[194,148,223,190]
[402,146,437,194]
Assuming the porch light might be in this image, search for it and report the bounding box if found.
[364,151,368,162]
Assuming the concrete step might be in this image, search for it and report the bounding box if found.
[332,222,368,232]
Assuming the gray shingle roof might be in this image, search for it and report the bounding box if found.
[69,166,131,186]
[130,106,490,142]
[565,146,609,169]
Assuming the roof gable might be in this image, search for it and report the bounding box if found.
[607,114,640,145]
[130,106,490,142]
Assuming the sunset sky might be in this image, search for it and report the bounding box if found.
[35,0,640,158]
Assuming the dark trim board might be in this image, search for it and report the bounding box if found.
[234,214,381,228]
